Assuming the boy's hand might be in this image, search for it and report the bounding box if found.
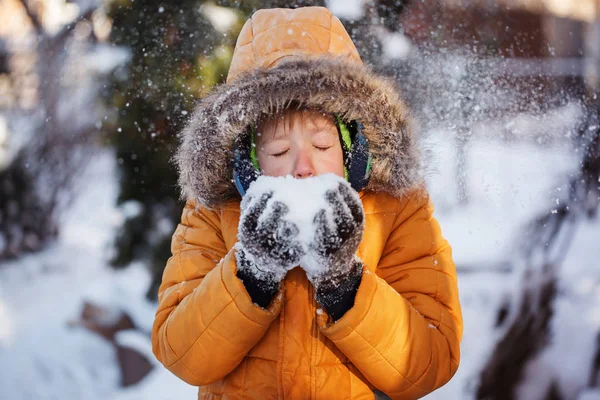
[237,190,305,284]
[305,181,365,288]
[303,181,365,320]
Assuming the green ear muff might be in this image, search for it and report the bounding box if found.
[250,124,260,170]
[336,114,353,152]
[335,114,352,180]
[334,114,372,192]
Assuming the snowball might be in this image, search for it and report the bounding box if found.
[243,173,357,278]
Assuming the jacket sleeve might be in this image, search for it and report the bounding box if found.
[316,188,463,399]
[151,200,283,386]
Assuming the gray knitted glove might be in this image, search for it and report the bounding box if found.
[304,181,365,319]
[236,191,305,307]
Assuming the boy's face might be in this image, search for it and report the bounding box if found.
[255,109,345,179]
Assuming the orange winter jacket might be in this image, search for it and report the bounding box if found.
[152,6,463,400]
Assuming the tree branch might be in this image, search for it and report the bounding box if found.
[53,7,96,47]
[18,0,43,35]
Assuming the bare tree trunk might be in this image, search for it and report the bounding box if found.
[0,0,99,261]
[455,127,470,205]
[476,97,599,400]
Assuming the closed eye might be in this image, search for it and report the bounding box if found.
[271,149,289,157]
[314,146,332,151]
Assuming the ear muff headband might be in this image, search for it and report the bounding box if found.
[248,116,355,174]
[236,115,372,197]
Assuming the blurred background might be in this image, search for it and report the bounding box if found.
[0,0,599,399]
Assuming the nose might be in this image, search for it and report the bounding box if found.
[293,147,316,179]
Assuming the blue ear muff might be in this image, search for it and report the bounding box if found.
[233,132,261,197]
[336,118,372,193]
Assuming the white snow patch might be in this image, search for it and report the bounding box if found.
[580,389,600,400]
[0,149,163,400]
[383,32,412,60]
[201,3,239,33]
[244,173,359,279]
[326,0,366,20]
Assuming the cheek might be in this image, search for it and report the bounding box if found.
[257,153,292,177]
[315,148,345,178]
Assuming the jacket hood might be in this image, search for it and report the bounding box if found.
[175,56,423,208]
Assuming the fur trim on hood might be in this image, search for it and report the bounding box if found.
[175,57,423,209]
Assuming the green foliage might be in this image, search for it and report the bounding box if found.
[104,0,246,298]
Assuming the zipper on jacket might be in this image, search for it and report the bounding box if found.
[309,281,318,400]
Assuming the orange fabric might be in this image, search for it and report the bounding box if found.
[226,7,361,83]
[152,189,463,399]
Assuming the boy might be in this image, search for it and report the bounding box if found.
[152,6,462,399]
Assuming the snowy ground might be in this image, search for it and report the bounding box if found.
[0,150,196,399]
[0,128,598,399]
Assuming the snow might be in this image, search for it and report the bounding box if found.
[426,132,577,269]
[0,46,598,397]
[1,123,598,399]
[382,32,412,60]
[201,3,239,33]
[580,389,600,400]
[245,173,346,247]
[83,44,131,74]
[242,173,360,279]
[0,149,191,400]
[514,219,600,400]
[422,128,600,399]
[326,0,366,20]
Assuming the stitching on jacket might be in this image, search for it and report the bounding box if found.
[249,21,334,38]
[378,195,419,260]
[177,208,192,284]
[354,275,378,333]
[176,253,185,304]
[342,316,428,394]
[316,361,352,367]
[164,313,204,383]
[218,258,275,327]
[386,265,457,279]
[327,12,333,56]
[166,297,235,368]
[436,317,456,378]
[176,249,222,264]
[389,329,436,397]
[301,29,326,53]
[432,312,460,366]
[277,296,286,400]
[245,354,278,362]
[218,368,226,398]
[196,205,223,234]
[174,355,204,383]
[250,16,257,69]
[265,53,297,69]
[422,205,444,331]
[348,358,353,399]
[437,315,459,336]
[241,358,248,399]
[424,207,439,303]
[163,312,180,361]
